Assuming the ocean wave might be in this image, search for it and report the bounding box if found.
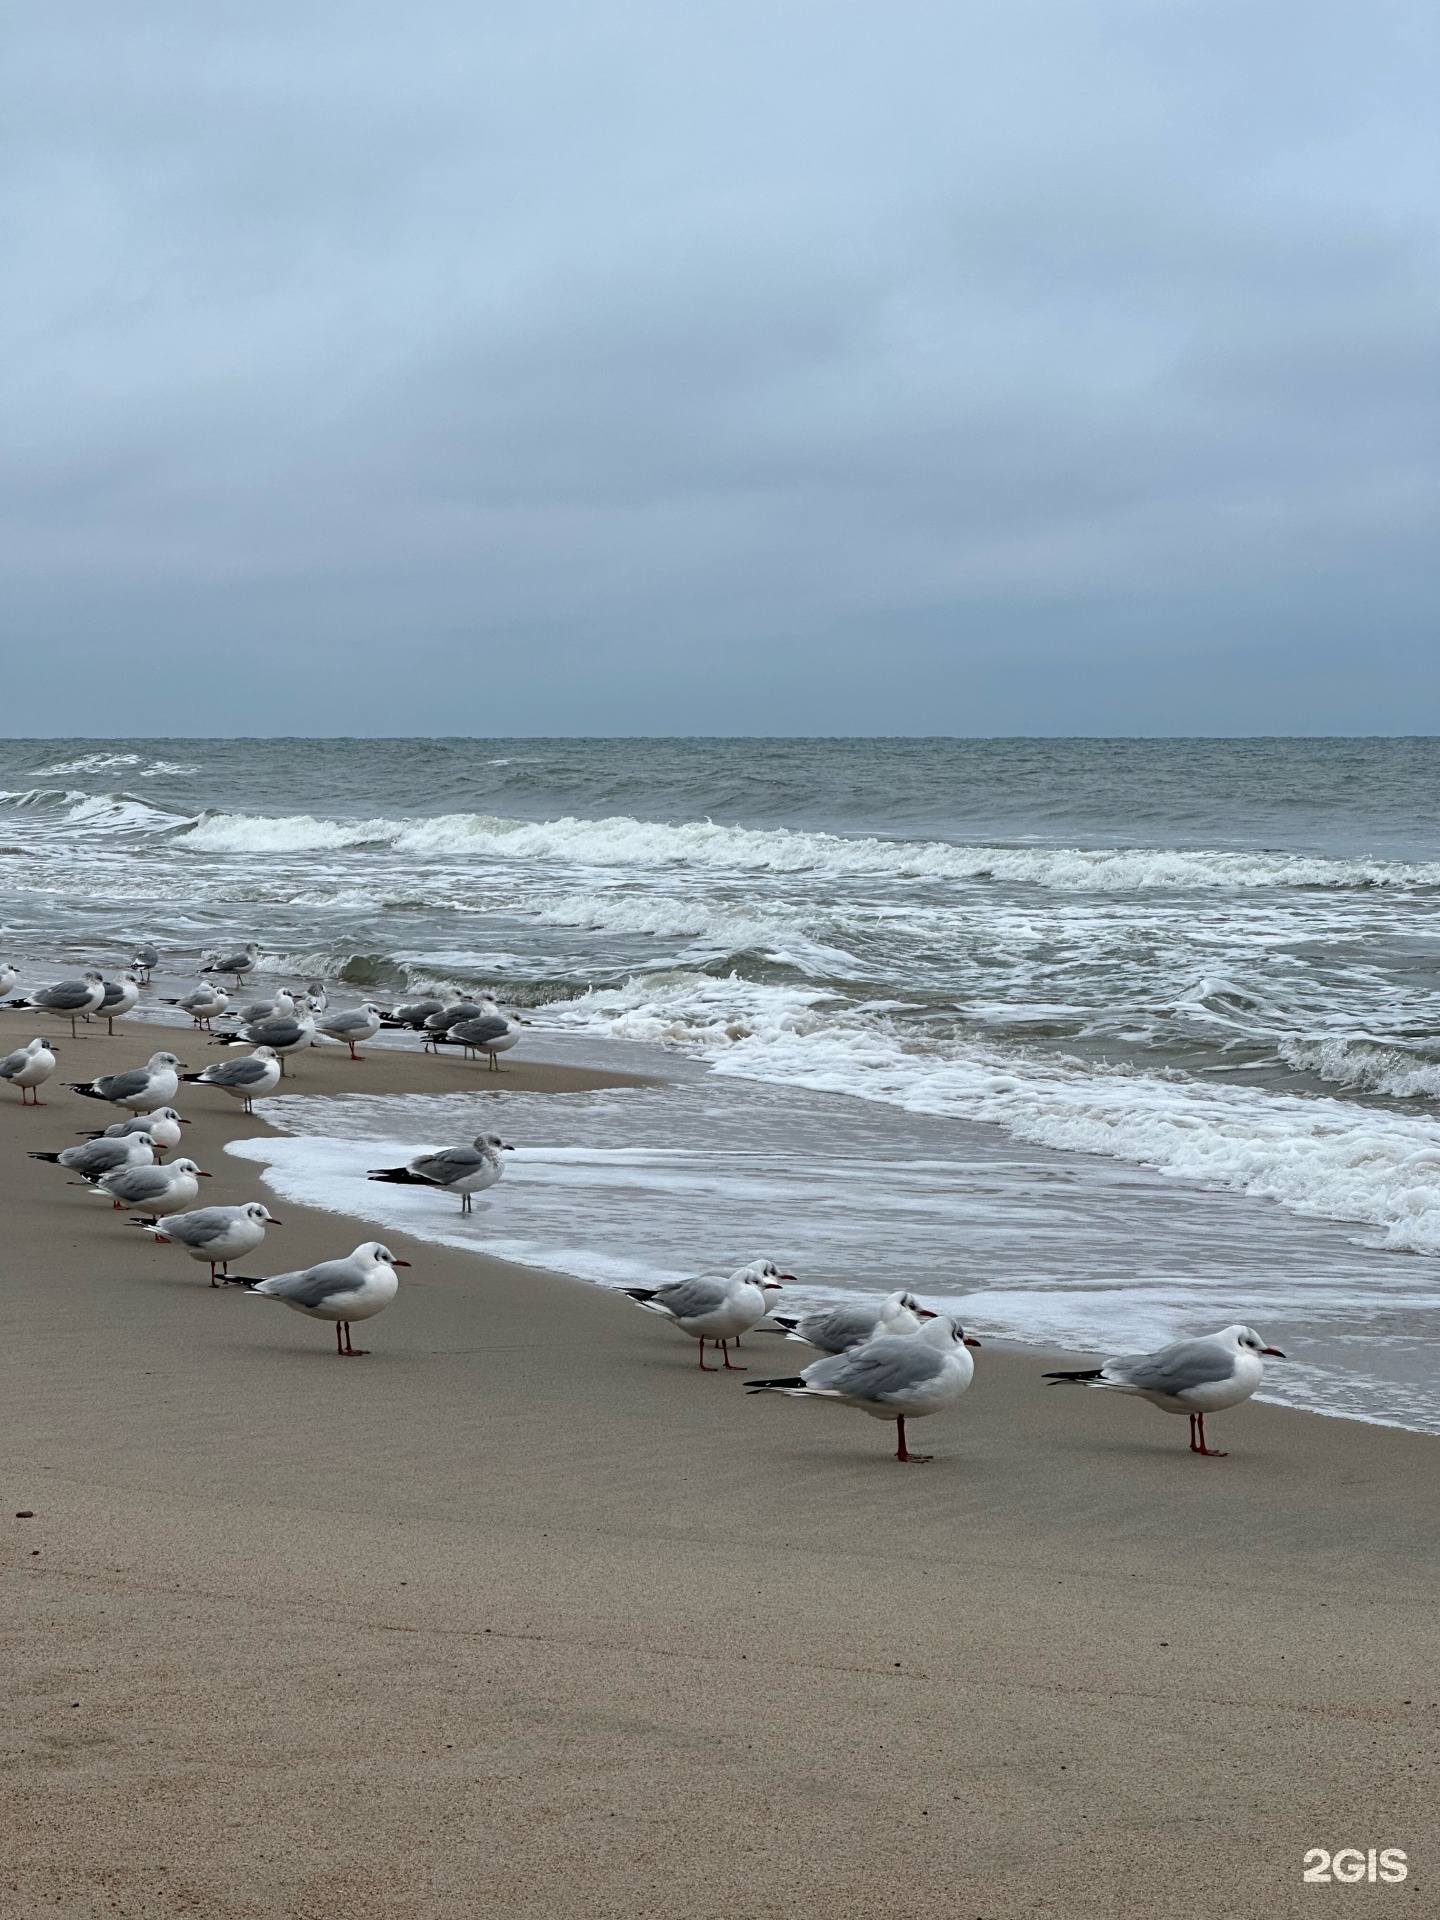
[543,973,1440,1253]
[170,807,1440,890]
[1279,1035,1440,1100]
[27,752,197,779]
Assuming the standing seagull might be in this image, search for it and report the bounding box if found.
[133,1201,281,1285]
[31,1134,155,1180]
[203,942,258,987]
[382,997,446,1031]
[238,1242,410,1356]
[747,1315,981,1464]
[770,1289,934,1355]
[131,943,160,983]
[230,987,293,1026]
[96,972,141,1035]
[91,1157,208,1214]
[10,971,106,1038]
[70,1050,184,1112]
[624,1261,791,1370]
[181,1047,282,1113]
[1,1037,58,1105]
[1043,1324,1286,1457]
[79,1107,187,1158]
[368,1133,512,1213]
[442,1006,520,1071]
[168,984,230,1030]
[216,998,314,1075]
[317,1002,383,1060]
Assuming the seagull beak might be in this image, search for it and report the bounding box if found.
[963,1336,982,1347]
[1261,1346,1286,1357]
[268,1218,284,1226]
[196,1170,212,1178]
[179,1117,192,1124]
[779,1272,796,1281]
[917,1308,938,1320]
[393,1258,412,1267]
[501,1142,515,1151]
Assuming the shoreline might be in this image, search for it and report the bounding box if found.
[4,1012,1439,1917]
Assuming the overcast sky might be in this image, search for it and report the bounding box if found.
[3,1,1436,736]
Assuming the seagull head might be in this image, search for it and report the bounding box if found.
[474,1133,514,1151]
[1226,1324,1286,1359]
[922,1316,981,1350]
[357,1242,411,1269]
[148,1051,185,1070]
[243,1202,279,1225]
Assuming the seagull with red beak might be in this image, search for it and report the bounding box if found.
[1044,1324,1286,1456]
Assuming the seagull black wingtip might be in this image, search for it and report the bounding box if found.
[744,1375,806,1393]
[1042,1367,1106,1384]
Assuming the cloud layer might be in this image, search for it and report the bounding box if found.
[3,1,1436,733]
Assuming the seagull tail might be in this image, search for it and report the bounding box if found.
[367,1166,426,1184]
[743,1376,809,1394]
[622,1286,660,1303]
[27,1151,62,1163]
[68,1083,108,1100]
[1042,1368,1107,1385]
[129,1214,162,1228]
[179,1071,208,1083]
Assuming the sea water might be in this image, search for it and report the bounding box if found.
[3,736,1438,1429]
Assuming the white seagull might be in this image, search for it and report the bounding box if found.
[181,1046,282,1112]
[95,973,141,1035]
[443,1004,521,1071]
[770,1289,935,1355]
[367,1133,512,1213]
[0,963,19,998]
[131,943,160,982]
[230,987,294,1026]
[1,1036,58,1105]
[747,1315,981,1464]
[623,1260,792,1371]
[133,1200,281,1285]
[216,998,314,1075]
[91,1156,209,1214]
[30,1133,156,1180]
[10,971,106,1038]
[168,984,230,1030]
[203,942,258,986]
[79,1107,187,1157]
[70,1050,185,1113]
[1044,1324,1286,1457]
[240,1242,410,1356]
[317,1002,383,1060]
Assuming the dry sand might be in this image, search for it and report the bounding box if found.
[2,1010,1437,1918]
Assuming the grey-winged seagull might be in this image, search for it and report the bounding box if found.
[10,971,106,1038]
[70,1050,185,1112]
[747,1315,981,1463]
[1043,1324,1286,1456]
[181,1046,282,1112]
[368,1133,512,1213]
[317,1002,383,1060]
[91,1157,209,1214]
[133,1201,281,1285]
[624,1261,791,1370]
[770,1289,934,1355]
[1,1037,58,1104]
[237,1242,410,1356]
[203,942,258,986]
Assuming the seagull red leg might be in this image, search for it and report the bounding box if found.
[1192,1413,1227,1457]
[696,1339,717,1372]
[720,1340,745,1371]
[895,1417,933,1464]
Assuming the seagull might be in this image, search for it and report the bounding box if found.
[79,1107,188,1158]
[167,984,230,1030]
[0,963,19,998]
[382,997,446,1031]
[96,972,141,1035]
[91,1156,208,1214]
[203,942,258,986]
[30,1133,156,1179]
[420,1001,484,1050]
[10,970,106,1038]
[747,1315,981,1464]
[770,1289,935,1355]
[304,979,329,1015]
[317,1002,383,1060]
[229,988,294,1026]
[623,1260,791,1370]
[1,1037,58,1105]
[214,999,314,1075]
[181,1046,282,1112]
[1043,1324,1287,1457]
[133,1200,281,1285]
[70,1050,185,1112]
[442,1007,520,1071]
[237,1242,410,1356]
[367,1133,512,1213]
[131,944,160,982]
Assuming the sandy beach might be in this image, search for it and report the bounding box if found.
[3,1010,1437,1919]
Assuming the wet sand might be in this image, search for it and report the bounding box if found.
[2,1010,1438,1918]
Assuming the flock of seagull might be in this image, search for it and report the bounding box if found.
[4,943,1288,1460]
